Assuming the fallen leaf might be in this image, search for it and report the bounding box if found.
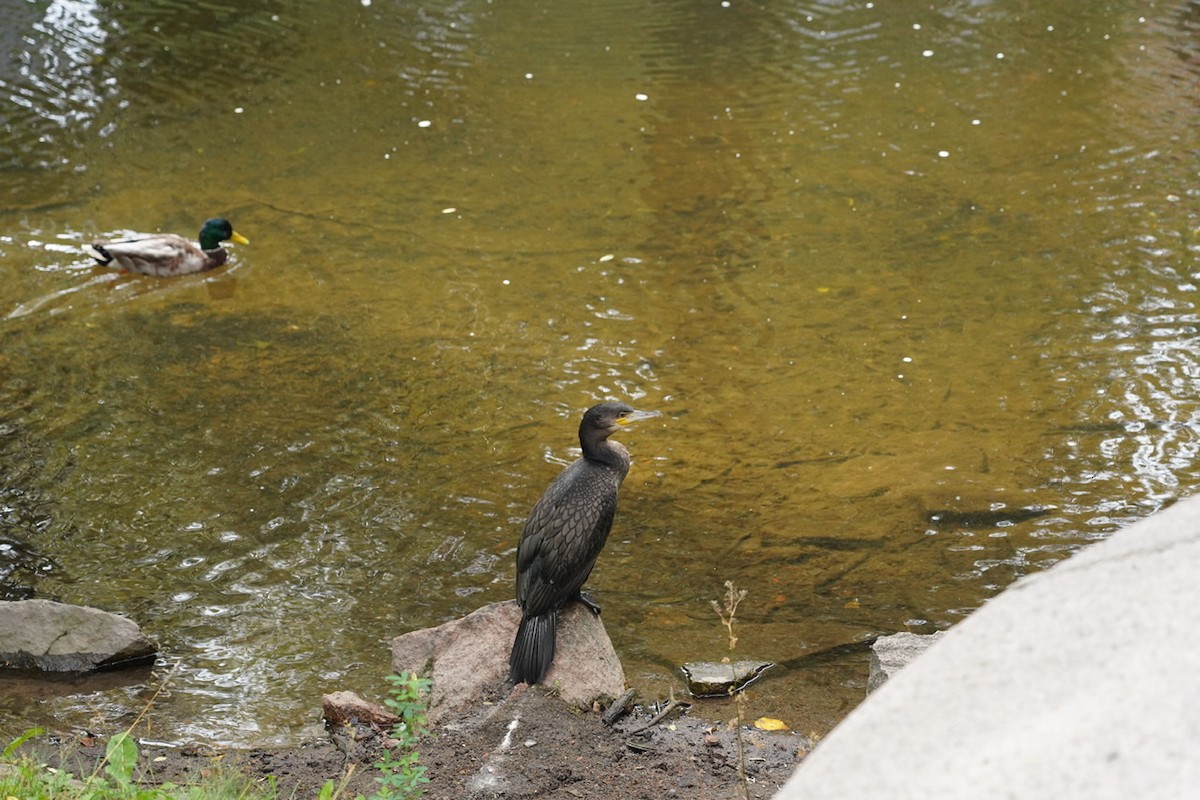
[754,717,789,731]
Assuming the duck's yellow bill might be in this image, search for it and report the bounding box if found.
[231,231,250,245]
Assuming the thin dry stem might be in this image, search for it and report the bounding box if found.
[711,579,748,650]
[90,664,178,781]
[711,580,751,800]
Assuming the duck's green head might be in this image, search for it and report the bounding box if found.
[199,217,250,250]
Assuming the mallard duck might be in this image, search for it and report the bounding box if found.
[84,218,249,277]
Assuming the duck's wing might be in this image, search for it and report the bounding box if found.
[84,233,212,276]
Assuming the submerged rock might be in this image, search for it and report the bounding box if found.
[391,599,625,723]
[681,659,774,697]
[0,600,157,672]
[925,505,1053,528]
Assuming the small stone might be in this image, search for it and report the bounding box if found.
[681,660,774,697]
[868,632,945,693]
[321,690,401,728]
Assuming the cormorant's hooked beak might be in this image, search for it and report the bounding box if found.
[230,231,250,245]
[617,409,661,426]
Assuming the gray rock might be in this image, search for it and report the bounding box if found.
[775,493,1200,800]
[0,600,157,672]
[681,659,774,697]
[867,631,944,693]
[391,600,625,723]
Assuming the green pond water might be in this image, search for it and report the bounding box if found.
[1,0,1198,745]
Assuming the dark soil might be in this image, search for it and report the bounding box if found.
[20,685,809,798]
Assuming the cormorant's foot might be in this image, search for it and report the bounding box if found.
[577,591,602,615]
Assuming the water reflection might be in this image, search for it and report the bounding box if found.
[1,0,1198,746]
[0,0,109,208]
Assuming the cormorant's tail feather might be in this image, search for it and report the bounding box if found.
[508,612,555,685]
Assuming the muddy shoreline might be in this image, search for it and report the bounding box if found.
[15,686,807,799]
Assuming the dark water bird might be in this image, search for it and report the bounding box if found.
[508,401,660,686]
[84,217,249,276]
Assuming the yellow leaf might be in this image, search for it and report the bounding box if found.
[754,717,789,731]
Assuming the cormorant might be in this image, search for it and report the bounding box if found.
[508,401,660,685]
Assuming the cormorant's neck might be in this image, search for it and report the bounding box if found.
[581,437,630,471]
